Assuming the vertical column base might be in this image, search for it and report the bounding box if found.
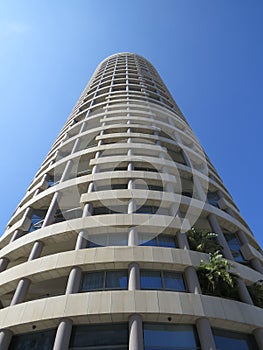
[128,262,140,290]
[0,329,13,350]
[184,266,201,294]
[53,318,73,350]
[129,314,143,350]
[66,266,82,294]
[10,278,31,306]
[196,317,216,350]
[253,328,263,350]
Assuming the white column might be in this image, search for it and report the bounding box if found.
[184,266,201,294]
[10,277,31,305]
[128,262,140,290]
[196,318,216,350]
[53,318,73,350]
[0,329,13,350]
[129,314,144,350]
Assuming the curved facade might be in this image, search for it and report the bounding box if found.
[0,52,263,350]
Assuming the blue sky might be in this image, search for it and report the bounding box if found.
[0,0,262,247]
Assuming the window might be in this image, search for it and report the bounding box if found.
[29,209,47,232]
[144,324,199,350]
[93,206,126,215]
[9,329,56,350]
[80,270,128,292]
[69,323,128,350]
[207,192,219,208]
[213,329,259,350]
[139,234,176,248]
[224,232,245,263]
[136,206,159,214]
[136,183,163,192]
[87,232,128,247]
[141,270,185,291]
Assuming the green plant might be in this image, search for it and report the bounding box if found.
[198,251,239,299]
[187,227,222,254]
[248,280,263,308]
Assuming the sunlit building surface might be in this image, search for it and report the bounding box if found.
[0,53,262,350]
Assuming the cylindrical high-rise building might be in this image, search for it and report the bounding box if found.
[0,53,262,350]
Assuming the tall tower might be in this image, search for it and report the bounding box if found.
[0,53,262,350]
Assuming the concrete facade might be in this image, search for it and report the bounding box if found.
[0,53,262,349]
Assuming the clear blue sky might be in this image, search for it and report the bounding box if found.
[0,0,262,247]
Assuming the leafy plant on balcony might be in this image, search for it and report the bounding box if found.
[248,280,263,308]
[187,227,222,254]
[198,251,239,299]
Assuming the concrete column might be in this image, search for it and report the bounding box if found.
[71,138,81,154]
[42,192,61,227]
[237,279,254,305]
[208,214,233,260]
[82,203,93,217]
[176,231,189,250]
[250,258,263,274]
[0,329,13,350]
[128,179,135,190]
[0,258,9,273]
[60,160,73,182]
[75,230,88,249]
[169,202,178,216]
[181,150,191,167]
[129,314,144,350]
[253,328,263,350]
[66,266,82,294]
[28,241,44,261]
[128,199,136,214]
[128,227,138,246]
[9,229,23,243]
[237,230,249,245]
[196,317,216,350]
[128,262,140,290]
[193,176,207,202]
[128,162,134,171]
[10,278,31,305]
[184,266,201,294]
[53,318,73,350]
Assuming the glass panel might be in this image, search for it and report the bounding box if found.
[224,233,245,263]
[207,192,219,207]
[106,271,128,289]
[144,324,197,349]
[29,210,47,232]
[81,272,104,291]
[213,329,258,350]
[108,233,128,246]
[69,323,128,349]
[141,270,162,289]
[158,234,176,248]
[10,329,56,350]
[163,272,185,291]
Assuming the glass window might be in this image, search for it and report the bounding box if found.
[106,271,128,289]
[81,271,104,291]
[207,192,219,207]
[141,271,185,292]
[81,271,128,292]
[144,324,198,350]
[213,329,259,350]
[69,323,128,349]
[29,209,47,232]
[139,234,176,248]
[163,272,185,291]
[9,329,56,350]
[224,232,245,263]
[158,234,176,248]
[141,270,162,289]
[136,206,158,214]
[87,233,128,247]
